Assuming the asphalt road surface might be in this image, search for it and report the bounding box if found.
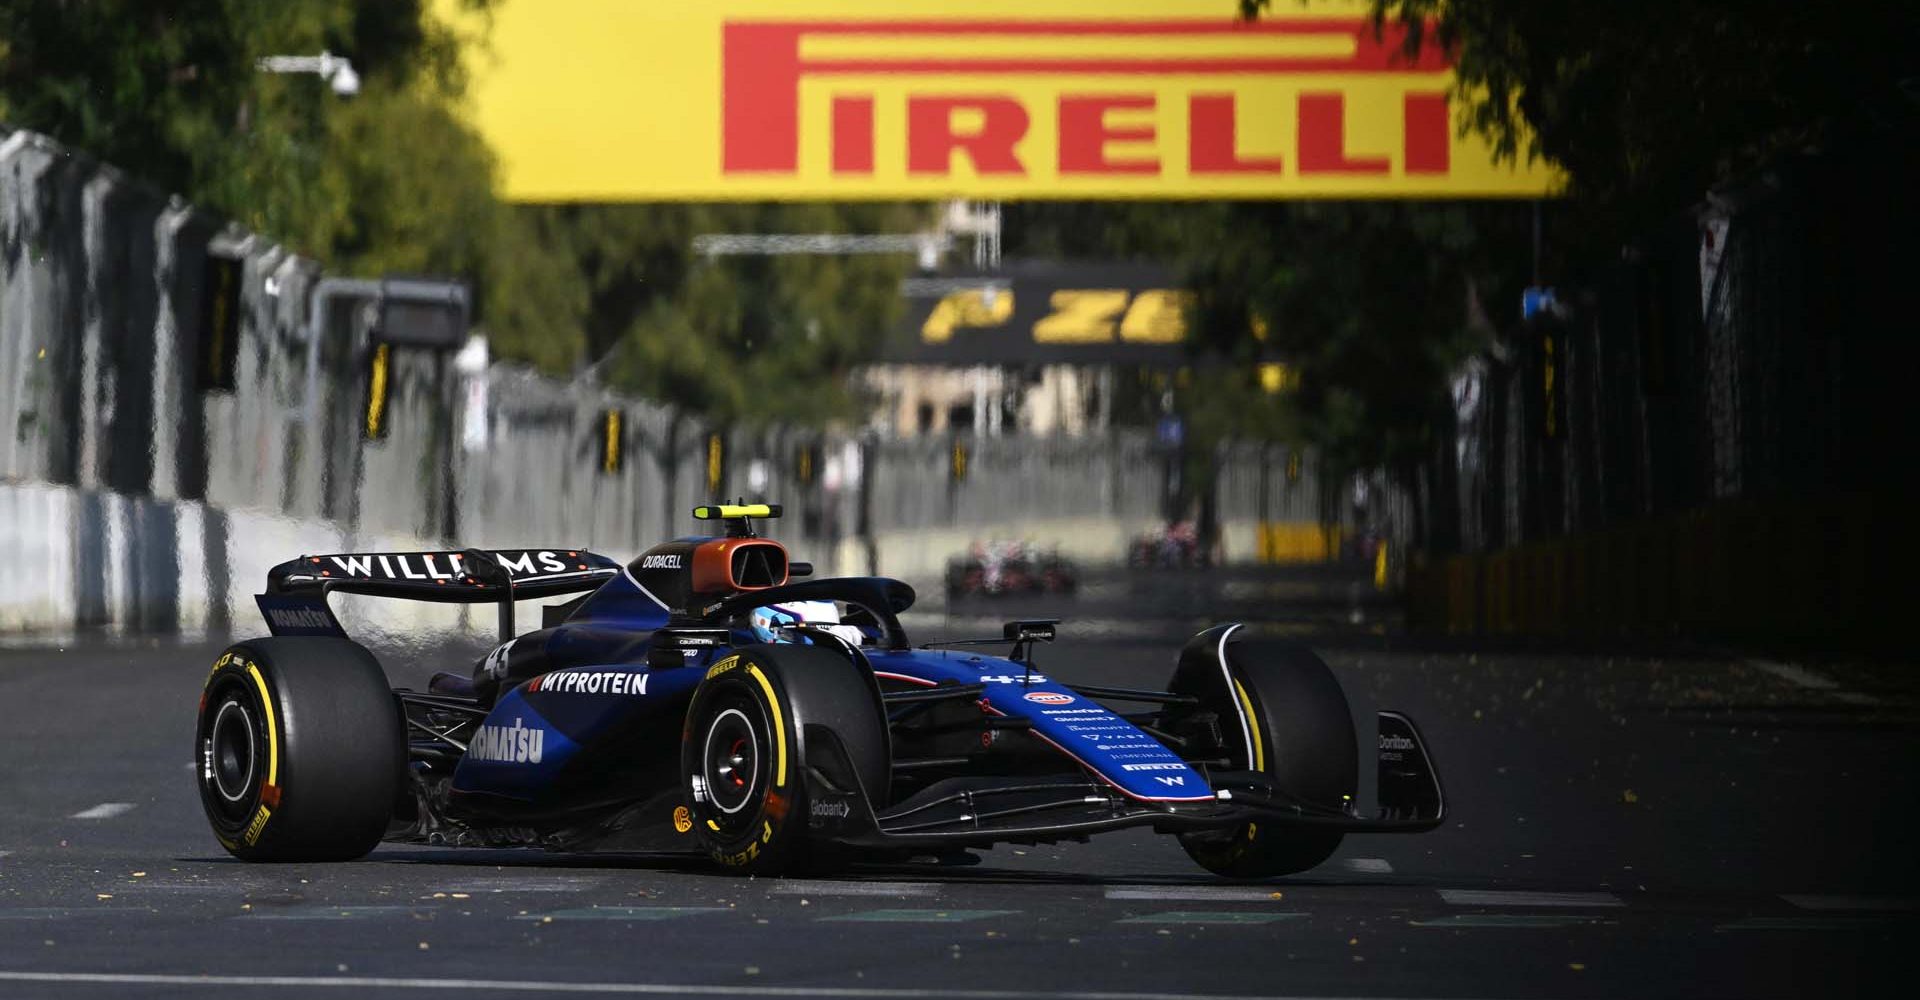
[1,568,1914,999]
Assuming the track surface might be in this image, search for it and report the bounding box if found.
[1,569,1914,998]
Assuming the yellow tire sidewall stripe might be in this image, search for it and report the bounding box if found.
[244,662,280,786]
[1230,678,1265,849]
[745,663,788,788]
[1232,678,1265,772]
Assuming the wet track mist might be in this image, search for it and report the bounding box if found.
[0,568,1913,999]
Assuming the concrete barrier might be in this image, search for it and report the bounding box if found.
[1,127,1393,637]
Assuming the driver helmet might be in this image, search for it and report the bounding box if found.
[748,601,863,646]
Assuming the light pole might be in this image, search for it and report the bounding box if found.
[255,51,360,97]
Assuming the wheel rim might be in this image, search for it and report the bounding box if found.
[209,698,257,804]
[702,707,761,816]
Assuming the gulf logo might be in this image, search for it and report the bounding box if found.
[1025,691,1075,706]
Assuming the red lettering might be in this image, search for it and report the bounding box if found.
[1058,95,1158,175]
[721,24,803,172]
[1403,92,1449,174]
[833,96,875,174]
[1297,93,1388,175]
[1189,93,1284,174]
[721,19,1457,178]
[907,97,1029,175]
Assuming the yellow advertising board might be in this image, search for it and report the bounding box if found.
[457,0,1558,201]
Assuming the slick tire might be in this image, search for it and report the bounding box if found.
[195,638,403,862]
[681,645,889,875]
[1167,628,1355,877]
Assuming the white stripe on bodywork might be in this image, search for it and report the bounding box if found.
[872,671,935,687]
[620,567,670,610]
[1214,624,1253,769]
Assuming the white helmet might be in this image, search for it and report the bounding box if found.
[748,601,864,646]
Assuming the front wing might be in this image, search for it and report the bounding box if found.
[805,711,1445,850]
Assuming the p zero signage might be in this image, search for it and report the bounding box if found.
[459,0,1558,201]
[887,261,1195,364]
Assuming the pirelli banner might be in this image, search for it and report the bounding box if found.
[886,261,1194,364]
[461,0,1558,201]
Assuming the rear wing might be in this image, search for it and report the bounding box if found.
[260,548,621,642]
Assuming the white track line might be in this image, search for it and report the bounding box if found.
[770,880,939,897]
[1746,659,1838,690]
[1783,894,1920,912]
[0,971,1526,1000]
[1439,889,1623,908]
[1105,886,1289,902]
[1340,858,1394,875]
[433,878,598,893]
[69,803,135,820]
[1745,660,1880,705]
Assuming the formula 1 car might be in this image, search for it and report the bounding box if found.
[945,540,1078,598]
[196,504,1443,875]
[1128,521,1209,569]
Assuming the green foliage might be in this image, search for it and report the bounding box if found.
[1246,0,1919,231]
[1217,0,1911,490]
[0,1,497,244]
[1196,202,1525,477]
[568,203,930,428]
[1,1,259,196]
[0,1,543,348]
[1006,199,1527,480]
[466,201,930,425]
[0,1,921,426]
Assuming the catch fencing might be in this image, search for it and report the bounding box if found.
[1413,147,1916,648]
[0,127,1351,637]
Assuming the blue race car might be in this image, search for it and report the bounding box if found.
[196,504,1443,875]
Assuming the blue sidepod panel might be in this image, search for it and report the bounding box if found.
[867,648,1212,802]
[449,617,1209,804]
[452,659,707,799]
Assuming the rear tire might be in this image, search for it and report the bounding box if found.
[1166,627,1355,877]
[195,638,403,862]
[681,644,889,874]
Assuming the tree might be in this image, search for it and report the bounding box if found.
[1004,198,1527,495]
[1246,0,1919,234]
[596,203,933,428]
[0,1,531,343]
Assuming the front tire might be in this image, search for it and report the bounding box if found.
[195,638,403,862]
[681,645,889,874]
[1166,627,1356,877]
